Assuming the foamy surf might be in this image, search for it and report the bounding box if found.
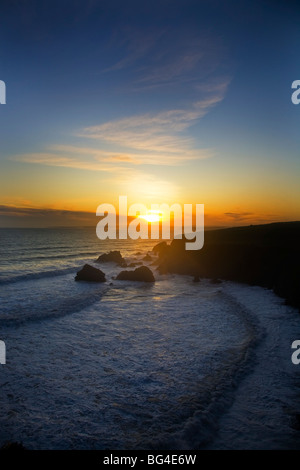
[0,228,299,449]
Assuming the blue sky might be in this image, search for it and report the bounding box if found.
[0,0,300,227]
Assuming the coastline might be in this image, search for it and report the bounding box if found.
[1,224,300,449]
[1,275,299,449]
[156,221,300,311]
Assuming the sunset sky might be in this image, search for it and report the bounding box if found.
[0,0,299,227]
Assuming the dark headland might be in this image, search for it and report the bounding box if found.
[156,221,300,311]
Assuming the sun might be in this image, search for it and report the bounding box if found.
[138,210,164,223]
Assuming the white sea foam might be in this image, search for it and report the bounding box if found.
[0,228,299,449]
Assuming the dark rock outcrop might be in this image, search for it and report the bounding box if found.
[143,254,152,261]
[127,262,143,267]
[75,264,106,282]
[157,237,199,276]
[152,241,168,256]
[96,251,126,266]
[157,222,300,310]
[116,266,155,282]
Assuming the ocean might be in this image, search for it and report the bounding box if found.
[0,227,299,449]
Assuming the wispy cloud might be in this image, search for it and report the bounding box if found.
[13,92,227,171]
[76,96,226,166]
[103,27,228,91]
[102,28,161,73]
[11,24,230,181]
[0,205,96,227]
[224,212,254,220]
[0,205,86,217]
[13,152,132,173]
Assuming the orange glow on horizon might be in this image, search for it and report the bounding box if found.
[138,210,164,223]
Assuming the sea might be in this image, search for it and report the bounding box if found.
[0,227,299,450]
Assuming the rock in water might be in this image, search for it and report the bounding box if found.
[96,250,126,266]
[143,254,152,261]
[116,266,155,282]
[152,241,168,255]
[75,264,106,282]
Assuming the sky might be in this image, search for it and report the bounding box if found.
[0,0,300,228]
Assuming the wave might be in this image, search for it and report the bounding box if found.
[6,251,99,263]
[137,290,263,450]
[16,245,80,252]
[0,285,109,327]
[0,266,80,285]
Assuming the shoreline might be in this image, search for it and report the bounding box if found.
[154,221,300,311]
[1,277,299,450]
[1,225,300,449]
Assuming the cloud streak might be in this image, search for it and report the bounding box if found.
[11,23,230,179]
[13,90,228,172]
[0,205,97,227]
[13,152,136,172]
[74,94,227,166]
[102,26,229,92]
